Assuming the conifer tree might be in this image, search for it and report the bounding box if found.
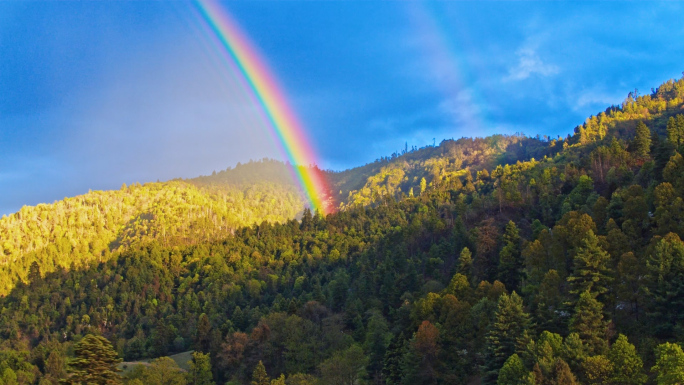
[553,358,577,385]
[498,221,523,291]
[62,334,122,385]
[458,247,474,278]
[667,115,684,147]
[633,121,652,157]
[569,291,607,355]
[196,314,212,353]
[566,231,612,301]
[607,334,646,385]
[484,292,531,383]
[645,233,684,338]
[663,151,684,191]
[251,361,270,385]
[383,333,408,385]
[497,354,533,385]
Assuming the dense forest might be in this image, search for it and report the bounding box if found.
[1,76,684,384]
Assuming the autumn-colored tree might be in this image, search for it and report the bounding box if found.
[581,355,612,385]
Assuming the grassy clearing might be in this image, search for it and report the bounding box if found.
[119,350,194,374]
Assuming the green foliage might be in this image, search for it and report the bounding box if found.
[251,361,269,385]
[607,334,646,385]
[187,352,213,385]
[124,357,187,385]
[318,345,367,385]
[498,221,523,291]
[666,114,684,147]
[566,230,612,300]
[652,342,684,385]
[484,292,530,383]
[633,121,652,157]
[569,291,607,355]
[497,354,533,385]
[62,334,122,384]
[645,233,684,338]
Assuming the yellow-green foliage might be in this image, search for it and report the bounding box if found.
[0,178,305,295]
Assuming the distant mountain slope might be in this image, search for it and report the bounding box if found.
[0,176,305,295]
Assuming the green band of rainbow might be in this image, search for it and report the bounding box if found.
[195,0,331,214]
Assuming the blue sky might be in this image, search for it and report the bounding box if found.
[1,1,683,215]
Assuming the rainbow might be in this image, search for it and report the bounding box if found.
[194,0,332,214]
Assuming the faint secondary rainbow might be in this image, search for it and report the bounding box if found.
[194,0,332,214]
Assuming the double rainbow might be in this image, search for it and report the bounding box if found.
[194,0,332,214]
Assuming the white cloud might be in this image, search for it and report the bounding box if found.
[504,47,559,81]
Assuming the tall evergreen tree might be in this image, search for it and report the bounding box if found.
[497,354,533,385]
[62,334,122,385]
[607,334,646,385]
[498,221,523,291]
[250,361,270,385]
[566,230,612,301]
[569,291,608,355]
[645,233,684,338]
[484,292,531,384]
[633,121,652,157]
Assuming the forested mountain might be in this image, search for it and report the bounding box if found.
[2,76,684,384]
[0,161,309,295]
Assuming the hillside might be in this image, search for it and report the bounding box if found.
[1,75,684,384]
[0,166,307,295]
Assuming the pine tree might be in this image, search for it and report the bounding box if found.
[498,221,523,291]
[458,247,474,278]
[383,333,408,385]
[569,291,607,355]
[663,151,684,191]
[633,121,652,157]
[652,342,684,385]
[251,361,270,385]
[608,334,646,385]
[498,354,534,385]
[645,233,684,338]
[196,313,212,353]
[566,230,612,301]
[484,292,531,383]
[553,358,577,385]
[62,334,122,385]
[667,115,684,147]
